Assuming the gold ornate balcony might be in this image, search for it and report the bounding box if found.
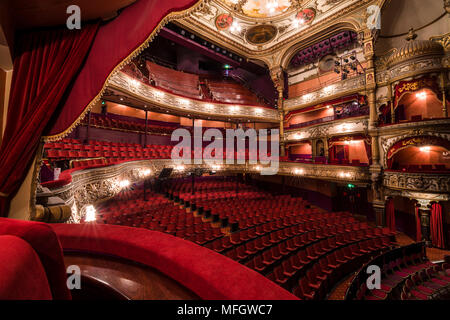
[284,74,366,111]
[383,170,450,193]
[36,159,371,222]
[107,72,280,123]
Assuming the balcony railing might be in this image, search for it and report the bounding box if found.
[286,106,369,130]
[383,170,450,193]
[107,72,279,122]
[285,74,366,110]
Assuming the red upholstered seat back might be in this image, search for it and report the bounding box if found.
[0,218,71,300]
[0,235,52,300]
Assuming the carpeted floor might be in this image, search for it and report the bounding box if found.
[327,232,450,300]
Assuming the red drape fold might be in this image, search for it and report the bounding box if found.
[0,24,99,217]
[385,198,396,232]
[415,206,422,242]
[430,203,445,249]
[46,0,200,137]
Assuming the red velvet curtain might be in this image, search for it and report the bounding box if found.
[430,203,445,249]
[46,0,200,137]
[415,206,422,242]
[385,198,396,232]
[0,24,99,217]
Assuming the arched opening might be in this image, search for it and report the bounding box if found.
[328,136,370,166]
[387,136,450,171]
[389,145,449,172]
[395,88,445,123]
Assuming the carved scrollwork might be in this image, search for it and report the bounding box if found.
[383,171,450,193]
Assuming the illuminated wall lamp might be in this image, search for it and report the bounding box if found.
[416,92,427,99]
[140,169,151,177]
[294,168,304,175]
[85,205,97,222]
[175,165,185,171]
[119,180,130,189]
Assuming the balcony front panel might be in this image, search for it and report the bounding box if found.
[107,72,280,123]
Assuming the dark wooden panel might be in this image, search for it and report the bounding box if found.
[64,252,200,300]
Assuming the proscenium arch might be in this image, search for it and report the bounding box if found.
[280,21,363,70]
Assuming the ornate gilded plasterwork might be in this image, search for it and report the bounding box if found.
[39,159,372,222]
[107,71,280,122]
[379,122,450,167]
[287,55,445,112]
[285,116,369,141]
[284,74,366,110]
[383,171,450,193]
[179,0,372,66]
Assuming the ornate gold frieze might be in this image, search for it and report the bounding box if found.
[387,40,444,68]
[285,116,369,141]
[285,74,366,111]
[383,171,450,193]
[39,159,371,222]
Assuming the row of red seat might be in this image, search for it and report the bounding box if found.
[82,113,175,135]
[292,236,393,300]
[93,178,398,300]
[147,61,202,99]
[44,139,173,164]
[207,80,262,105]
[402,264,450,300]
[96,189,224,244]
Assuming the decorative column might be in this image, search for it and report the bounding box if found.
[363,29,377,128]
[270,66,286,157]
[415,199,432,245]
[440,72,448,118]
[388,84,395,124]
[363,29,385,224]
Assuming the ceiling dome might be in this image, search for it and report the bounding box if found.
[221,0,293,18]
[387,40,444,67]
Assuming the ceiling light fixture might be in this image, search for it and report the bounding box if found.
[230,21,242,32]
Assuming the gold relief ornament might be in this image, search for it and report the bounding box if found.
[215,13,233,30]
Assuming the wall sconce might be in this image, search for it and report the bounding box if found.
[175,165,185,171]
[140,169,151,177]
[119,180,130,189]
[84,205,97,222]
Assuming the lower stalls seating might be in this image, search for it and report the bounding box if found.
[95,178,397,300]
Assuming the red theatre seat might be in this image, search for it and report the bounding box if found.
[0,235,53,300]
[0,218,71,300]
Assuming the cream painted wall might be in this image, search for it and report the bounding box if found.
[0,68,12,144]
[8,157,36,220]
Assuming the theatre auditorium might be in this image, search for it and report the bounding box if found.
[0,0,449,301]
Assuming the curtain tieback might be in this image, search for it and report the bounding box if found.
[0,192,9,197]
